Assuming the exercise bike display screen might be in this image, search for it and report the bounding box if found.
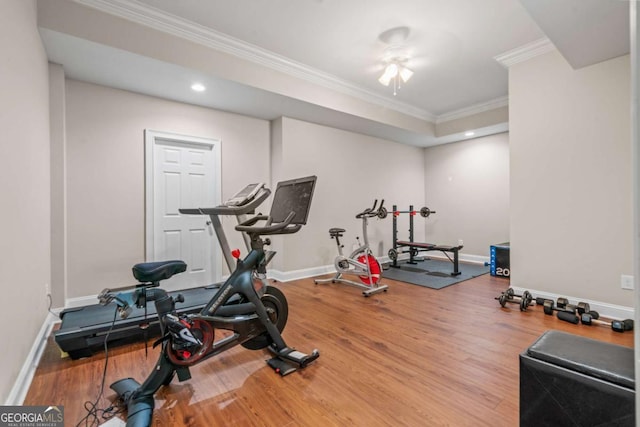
[270,175,317,225]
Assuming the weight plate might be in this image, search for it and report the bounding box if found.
[543,300,554,315]
[520,299,527,311]
[505,288,515,298]
[388,248,398,261]
[576,302,590,315]
[520,290,532,311]
[420,207,431,218]
[498,293,507,307]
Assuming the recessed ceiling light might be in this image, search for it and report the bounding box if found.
[191,83,206,92]
[464,131,475,137]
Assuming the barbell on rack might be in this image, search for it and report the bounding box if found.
[392,206,436,218]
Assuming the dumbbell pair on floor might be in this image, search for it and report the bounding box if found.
[539,297,633,332]
[495,289,577,314]
[495,288,533,311]
[496,289,634,333]
[540,297,597,318]
[557,310,634,332]
[542,297,634,332]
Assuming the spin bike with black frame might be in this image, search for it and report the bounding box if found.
[314,200,388,296]
[103,176,320,427]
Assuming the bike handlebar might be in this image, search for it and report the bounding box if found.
[356,199,385,219]
[235,211,302,236]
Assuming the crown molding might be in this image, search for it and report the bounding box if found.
[494,38,556,68]
[72,0,436,122]
[436,96,508,124]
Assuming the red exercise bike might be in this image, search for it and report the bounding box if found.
[314,200,388,296]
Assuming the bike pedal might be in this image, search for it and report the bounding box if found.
[267,357,297,376]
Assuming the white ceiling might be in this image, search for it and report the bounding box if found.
[519,0,630,69]
[129,0,544,116]
[38,0,631,147]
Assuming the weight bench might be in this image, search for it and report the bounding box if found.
[520,330,635,426]
[392,240,463,276]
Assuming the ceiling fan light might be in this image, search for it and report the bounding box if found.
[378,63,399,86]
[399,66,413,83]
[385,63,399,78]
[378,73,392,86]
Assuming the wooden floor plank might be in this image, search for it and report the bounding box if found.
[24,271,633,426]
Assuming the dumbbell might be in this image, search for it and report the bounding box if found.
[542,298,596,316]
[557,310,580,324]
[542,299,576,316]
[580,313,634,332]
[545,303,586,325]
[495,288,533,311]
[575,302,593,315]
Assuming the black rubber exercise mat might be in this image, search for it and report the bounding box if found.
[381,259,489,289]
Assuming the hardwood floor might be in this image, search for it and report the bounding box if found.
[25,271,633,426]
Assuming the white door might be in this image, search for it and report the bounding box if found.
[145,130,222,292]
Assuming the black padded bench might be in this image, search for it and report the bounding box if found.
[393,240,463,275]
[520,330,635,426]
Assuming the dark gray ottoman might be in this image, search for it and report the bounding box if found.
[520,330,634,426]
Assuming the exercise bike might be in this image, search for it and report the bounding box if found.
[315,200,388,296]
[103,176,320,427]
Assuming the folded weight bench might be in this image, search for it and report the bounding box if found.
[520,330,635,426]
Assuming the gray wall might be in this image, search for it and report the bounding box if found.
[274,117,427,272]
[424,133,510,258]
[63,80,270,299]
[58,82,508,301]
[54,80,508,301]
[510,50,632,307]
[49,63,66,309]
[0,0,51,403]
[61,94,431,292]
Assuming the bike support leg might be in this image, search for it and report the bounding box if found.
[111,346,180,427]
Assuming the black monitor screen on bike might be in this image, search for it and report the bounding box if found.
[269,175,317,225]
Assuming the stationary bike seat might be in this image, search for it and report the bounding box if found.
[328,228,346,237]
[132,260,187,283]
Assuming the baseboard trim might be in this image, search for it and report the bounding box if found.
[5,313,58,405]
[58,255,634,319]
[420,252,489,265]
[267,253,490,283]
[266,256,633,320]
[268,264,335,282]
[510,286,634,320]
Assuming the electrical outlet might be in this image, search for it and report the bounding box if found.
[45,282,51,295]
[621,275,634,290]
[458,239,464,246]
